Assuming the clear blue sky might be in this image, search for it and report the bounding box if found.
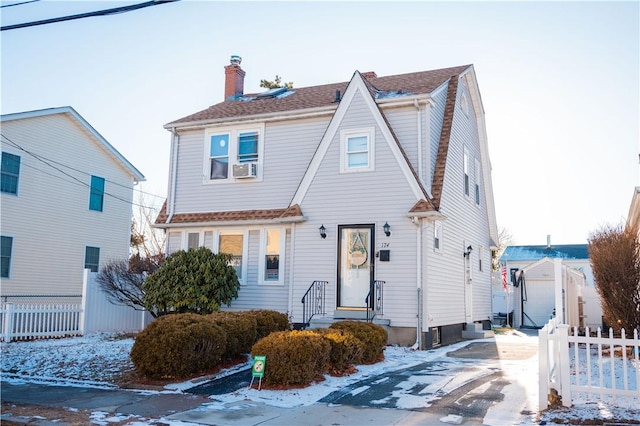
[2,1,638,245]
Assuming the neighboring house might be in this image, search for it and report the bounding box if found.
[155,56,499,348]
[1,107,145,299]
[498,241,602,330]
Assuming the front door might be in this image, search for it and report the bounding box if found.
[338,225,374,308]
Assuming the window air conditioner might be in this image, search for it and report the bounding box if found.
[232,162,258,178]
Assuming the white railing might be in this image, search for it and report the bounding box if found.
[0,302,83,341]
[1,269,152,342]
[539,318,640,409]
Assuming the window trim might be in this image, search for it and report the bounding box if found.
[474,158,481,206]
[1,151,21,195]
[463,147,470,198]
[340,127,375,173]
[434,221,443,253]
[258,227,286,286]
[216,230,248,286]
[203,124,265,183]
[84,245,101,273]
[1,235,14,278]
[89,175,105,212]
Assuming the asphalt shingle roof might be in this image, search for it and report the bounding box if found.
[166,65,470,126]
[501,245,590,261]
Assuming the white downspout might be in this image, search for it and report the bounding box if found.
[414,100,423,182]
[412,216,422,350]
[166,127,179,224]
[287,224,296,319]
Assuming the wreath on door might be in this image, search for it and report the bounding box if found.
[349,232,368,266]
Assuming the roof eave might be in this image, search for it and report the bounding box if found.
[164,105,338,131]
[153,216,307,229]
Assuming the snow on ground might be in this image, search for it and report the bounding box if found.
[2,331,640,425]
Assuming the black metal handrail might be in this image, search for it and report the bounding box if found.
[301,280,327,328]
[365,280,385,322]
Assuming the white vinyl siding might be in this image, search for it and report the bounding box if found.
[425,78,493,327]
[290,91,420,327]
[172,119,328,214]
[0,113,135,296]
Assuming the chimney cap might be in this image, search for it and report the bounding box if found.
[230,55,242,66]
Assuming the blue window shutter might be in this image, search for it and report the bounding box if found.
[89,175,105,211]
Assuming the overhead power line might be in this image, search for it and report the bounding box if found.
[1,133,164,209]
[1,0,40,9]
[1,0,179,31]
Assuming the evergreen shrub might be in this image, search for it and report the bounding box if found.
[130,313,226,379]
[313,328,365,373]
[207,311,257,359]
[329,321,387,363]
[251,330,330,386]
[242,309,290,341]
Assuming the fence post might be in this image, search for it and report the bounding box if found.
[3,303,15,342]
[79,268,89,336]
[557,324,572,407]
[538,323,549,410]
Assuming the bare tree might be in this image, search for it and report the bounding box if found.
[492,227,515,272]
[131,189,166,258]
[96,188,166,317]
[588,223,640,333]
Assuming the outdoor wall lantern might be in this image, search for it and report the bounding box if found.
[463,245,473,258]
[319,225,327,239]
[383,222,391,237]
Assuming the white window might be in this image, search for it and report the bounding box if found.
[340,128,375,173]
[460,92,470,117]
[218,231,247,284]
[187,232,200,250]
[463,147,470,197]
[474,159,481,206]
[259,228,286,285]
[204,125,264,182]
[434,221,442,252]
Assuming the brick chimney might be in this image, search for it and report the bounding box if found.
[361,71,377,79]
[224,55,245,101]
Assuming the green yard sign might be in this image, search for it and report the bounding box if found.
[250,355,266,390]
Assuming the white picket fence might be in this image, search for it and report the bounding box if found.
[0,269,152,342]
[539,317,640,409]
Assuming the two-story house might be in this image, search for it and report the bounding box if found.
[1,107,145,300]
[155,56,498,348]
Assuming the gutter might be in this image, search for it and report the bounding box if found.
[164,95,434,131]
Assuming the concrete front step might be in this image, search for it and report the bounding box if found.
[307,316,390,329]
[462,322,494,339]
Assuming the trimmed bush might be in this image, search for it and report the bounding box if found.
[313,328,365,373]
[242,309,290,341]
[251,330,330,386]
[329,321,387,363]
[207,311,257,359]
[130,313,227,379]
